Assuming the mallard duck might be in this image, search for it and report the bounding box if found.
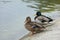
[24,16,45,34]
[34,11,53,23]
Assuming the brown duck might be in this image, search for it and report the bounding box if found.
[24,16,45,34]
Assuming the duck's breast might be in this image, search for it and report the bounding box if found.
[25,24,33,31]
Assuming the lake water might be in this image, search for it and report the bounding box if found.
[0,0,60,40]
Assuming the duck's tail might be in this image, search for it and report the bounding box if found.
[49,18,53,22]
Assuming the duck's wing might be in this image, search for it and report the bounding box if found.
[42,15,53,21]
[32,22,44,28]
[37,16,50,22]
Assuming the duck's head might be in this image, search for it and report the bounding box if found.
[36,11,41,16]
[25,16,31,23]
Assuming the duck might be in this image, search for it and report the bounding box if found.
[34,11,53,23]
[24,16,45,34]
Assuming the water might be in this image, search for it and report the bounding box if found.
[22,0,60,12]
[0,0,60,40]
[0,0,35,40]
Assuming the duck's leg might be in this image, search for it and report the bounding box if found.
[32,31,37,34]
[29,31,36,36]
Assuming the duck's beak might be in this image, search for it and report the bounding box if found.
[34,14,37,16]
[24,20,26,23]
[24,20,28,23]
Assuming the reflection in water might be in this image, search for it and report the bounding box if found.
[22,0,60,12]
